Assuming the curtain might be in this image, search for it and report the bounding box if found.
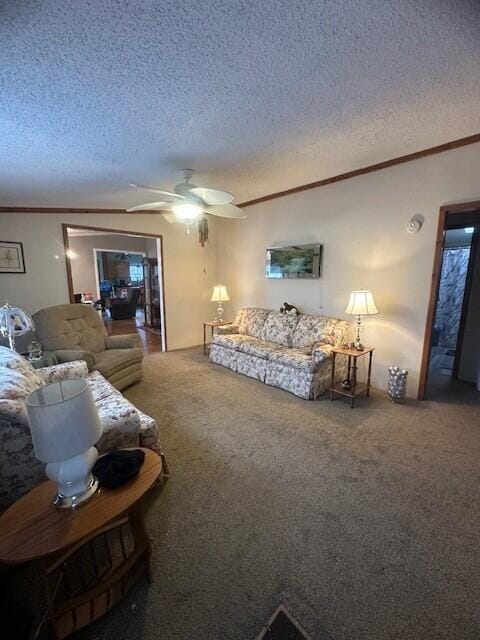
[435,247,470,348]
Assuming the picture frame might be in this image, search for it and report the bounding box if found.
[266,243,322,279]
[0,241,26,274]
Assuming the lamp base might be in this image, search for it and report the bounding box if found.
[53,474,99,509]
[215,302,224,322]
[46,446,99,509]
[354,314,364,351]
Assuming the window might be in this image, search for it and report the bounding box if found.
[129,264,143,282]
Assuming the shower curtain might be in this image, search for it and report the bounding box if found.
[435,247,470,348]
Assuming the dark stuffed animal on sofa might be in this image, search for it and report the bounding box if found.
[280,302,300,316]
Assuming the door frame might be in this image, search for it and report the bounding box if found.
[62,223,167,351]
[418,200,480,399]
[452,226,480,379]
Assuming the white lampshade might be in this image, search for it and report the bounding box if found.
[210,285,230,302]
[26,379,102,463]
[345,290,378,316]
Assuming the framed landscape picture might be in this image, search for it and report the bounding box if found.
[0,241,26,273]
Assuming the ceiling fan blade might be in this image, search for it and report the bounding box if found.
[163,213,181,224]
[129,183,185,201]
[126,201,175,212]
[189,187,234,205]
[205,203,247,219]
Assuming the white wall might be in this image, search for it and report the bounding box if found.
[145,237,158,259]
[69,233,149,295]
[216,143,480,396]
[0,213,216,350]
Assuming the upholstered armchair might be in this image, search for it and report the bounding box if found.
[109,287,141,320]
[32,304,143,390]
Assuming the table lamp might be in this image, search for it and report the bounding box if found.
[210,284,230,321]
[0,301,34,350]
[26,379,102,508]
[345,290,378,350]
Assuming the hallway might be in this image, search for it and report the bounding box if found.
[103,309,163,354]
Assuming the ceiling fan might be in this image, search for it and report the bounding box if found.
[127,169,247,224]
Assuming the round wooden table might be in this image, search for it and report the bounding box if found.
[0,448,161,639]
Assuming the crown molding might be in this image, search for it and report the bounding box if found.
[239,132,480,208]
[1,133,479,212]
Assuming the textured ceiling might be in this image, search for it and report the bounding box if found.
[1,0,480,208]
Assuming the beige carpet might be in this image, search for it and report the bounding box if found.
[78,347,480,640]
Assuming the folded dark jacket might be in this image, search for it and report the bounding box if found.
[93,449,145,489]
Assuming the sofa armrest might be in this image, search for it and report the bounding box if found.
[54,349,97,371]
[105,334,141,349]
[215,324,239,335]
[38,360,89,383]
[312,343,333,365]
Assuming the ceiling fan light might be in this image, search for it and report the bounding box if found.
[172,203,203,222]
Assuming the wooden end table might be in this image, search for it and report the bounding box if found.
[329,346,374,407]
[0,448,161,639]
[203,320,233,355]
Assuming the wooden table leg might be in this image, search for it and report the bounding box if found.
[203,324,207,355]
[40,557,61,640]
[366,350,373,397]
[351,356,357,408]
[129,503,152,584]
[330,351,336,400]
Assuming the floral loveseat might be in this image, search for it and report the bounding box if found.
[210,308,350,399]
[0,346,167,512]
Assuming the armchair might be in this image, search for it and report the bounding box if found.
[109,288,141,320]
[32,304,143,390]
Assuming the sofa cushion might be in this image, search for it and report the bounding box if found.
[237,337,283,359]
[212,334,284,359]
[292,315,348,349]
[0,398,45,510]
[267,347,317,372]
[261,311,300,347]
[33,304,108,353]
[234,308,270,339]
[211,334,246,351]
[95,348,143,378]
[0,347,41,377]
[0,347,43,400]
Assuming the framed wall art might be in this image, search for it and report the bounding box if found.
[0,241,26,273]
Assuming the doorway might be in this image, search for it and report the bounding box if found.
[419,202,480,400]
[62,224,167,353]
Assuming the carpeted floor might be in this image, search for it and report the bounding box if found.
[78,347,480,640]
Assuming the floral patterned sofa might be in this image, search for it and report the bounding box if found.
[209,308,350,399]
[0,346,167,512]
